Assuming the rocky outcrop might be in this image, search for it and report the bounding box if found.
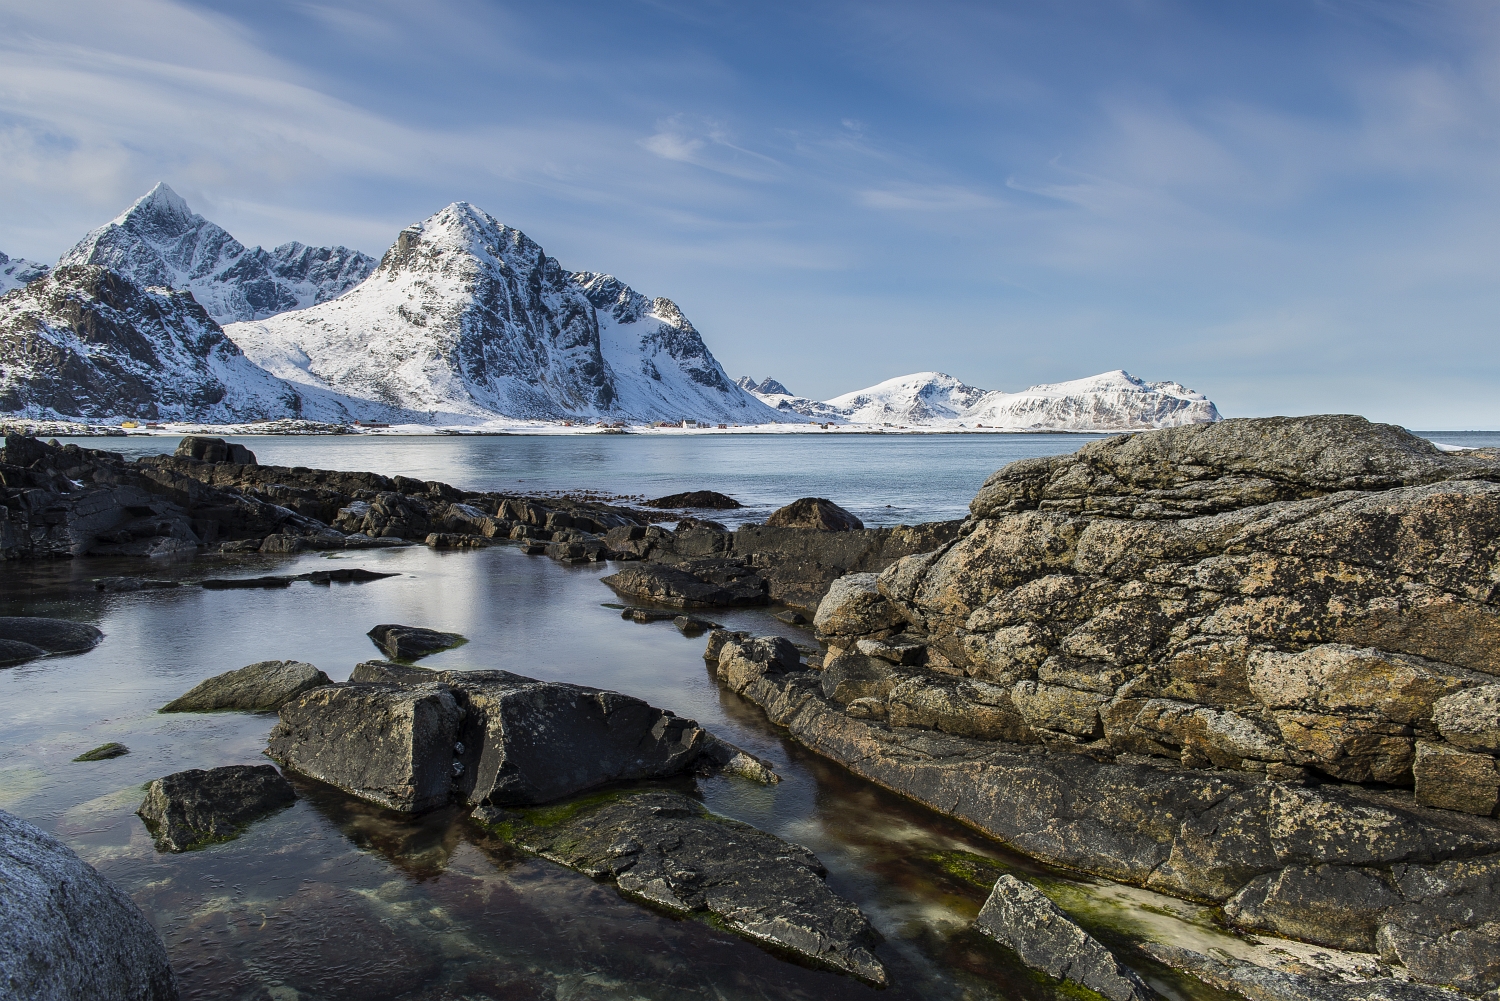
[367,624,465,661]
[137,764,296,852]
[709,417,1500,997]
[644,490,741,509]
[173,436,255,465]
[1,808,180,1000]
[766,497,863,531]
[475,789,885,983]
[161,660,330,712]
[266,669,761,813]
[1144,943,1469,1001]
[975,875,1152,1001]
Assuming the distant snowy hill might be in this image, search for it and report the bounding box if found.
[749,370,1220,429]
[0,264,354,421]
[0,252,49,296]
[226,202,788,424]
[59,184,376,325]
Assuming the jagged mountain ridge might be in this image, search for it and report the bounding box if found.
[59,184,376,326]
[226,202,788,423]
[752,369,1221,429]
[736,375,790,395]
[0,264,355,421]
[0,252,49,296]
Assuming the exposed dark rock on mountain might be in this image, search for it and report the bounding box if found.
[704,415,1500,997]
[0,265,311,421]
[766,497,864,531]
[0,808,180,1000]
[137,764,296,852]
[735,376,790,395]
[0,250,49,295]
[474,789,886,984]
[161,660,330,712]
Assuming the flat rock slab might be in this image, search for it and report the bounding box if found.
[1143,943,1469,1001]
[602,560,767,608]
[1,808,179,1000]
[0,616,103,655]
[476,790,885,984]
[92,577,181,592]
[367,623,466,661]
[621,607,678,623]
[137,764,296,852]
[976,874,1152,1001]
[674,614,721,636]
[200,576,293,590]
[296,568,399,585]
[161,660,331,712]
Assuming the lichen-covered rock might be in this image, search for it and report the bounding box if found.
[1378,853,1500,995]
[1,808,179,1000]
[1434,685,1500,754]
[765,497,863,531]
[1144,942,1468,1001]
[137,764,295,852]
[813,572,904,636]
[161,660,330,712]
[1225,864,1401,952]
[1413,741,1500,816]
[367,623,466,661]
[975,874,1152,1001]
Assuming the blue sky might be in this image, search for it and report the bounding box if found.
[2,0,1498,425]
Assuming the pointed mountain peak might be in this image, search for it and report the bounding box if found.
[114,182,199,231]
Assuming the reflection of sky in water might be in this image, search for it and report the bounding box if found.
[61,432,1111,528]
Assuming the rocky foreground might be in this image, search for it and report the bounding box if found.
[708,416,1500,999]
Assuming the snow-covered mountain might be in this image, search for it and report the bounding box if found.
[226,202,789,424]
[749,370,1220,429]
[0,264,355,422]
[0,252,49,296]
[736,375,790,396]
[59,184,376,326]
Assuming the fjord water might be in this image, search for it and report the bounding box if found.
[10,429,1486,999]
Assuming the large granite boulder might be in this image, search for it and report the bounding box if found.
[975,874,1151,1001]
[1,808,179,1000]
[766,497,863,531]
[173,436,256,466]
[475,790,884,984]
[160,660,330,712]
[137,765,296,852]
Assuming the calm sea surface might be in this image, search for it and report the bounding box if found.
[2,430,1486,1000]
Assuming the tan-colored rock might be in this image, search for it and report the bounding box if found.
[1434,685,1500,753]
[886,676,1035,742]
[1413,741,1500,816]
[911,512,1084,619]
[1248,644,1484,724]
[1273,712,1415,784]
[813,572,905,636]
[1129,700,1285,769]
[1010,680,1106,739]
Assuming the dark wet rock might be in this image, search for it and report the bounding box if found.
[775,609,808,625]
[0,807,180,1000]
[673,614,720,636]
[675,516,728,532]
[0,616,103,655]
[295,567,399,585]
[199,575,292,589]
[161,659,331,712]
[174,435,256,466]
[348,659,435,684]
[0,638,46,667]
[1225,864,1402,952]
[644,490,742,510]
[73,742,129,761]
[367,623,466,661]
[1143,943,1468,1001]
[1378,853,1500,995]
[621,606,678,623]
[975,874,1152,1001]
[715,636,803,695]
[474,789,884,984]
[425,532,490,549]
[136,764,296,852]
[258,533,306,553]
[266,682,464,812]
[766,497,863,531]
[92,577,181,592]
[703,628,750,663]
[601,559,767,608]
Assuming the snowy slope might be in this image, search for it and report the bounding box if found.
[0,264,356,422]
[227,202,789,424]
[59,184,376,325]
[747,370,1220,429]
[0,252,49,296]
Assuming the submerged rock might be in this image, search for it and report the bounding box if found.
[367,623,466,661]
[137,764,296,852]
[199,576,292,590]
[0,808,179,1000]
[73,742,130,761]
[975,874,1152,1001]
[161,660,331,713]
[0,616,103,657]
[475,789,884,984]
[766,497,863,532]
[92,577,181,592]
[296,567,400,585]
